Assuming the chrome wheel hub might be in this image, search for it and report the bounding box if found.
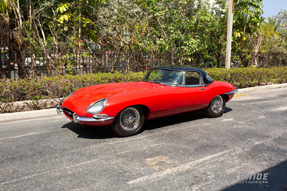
[120,107,140,131]
[211,96,223,114]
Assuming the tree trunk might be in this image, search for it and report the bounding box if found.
[78,0,82,65]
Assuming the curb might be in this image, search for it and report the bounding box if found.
[1,83,287,123]
[238,83,287,93]
[0,108,58,123]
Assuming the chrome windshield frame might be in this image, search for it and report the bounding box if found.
[182,70,205,88]
[143,69,185,87]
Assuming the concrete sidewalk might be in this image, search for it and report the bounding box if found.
[1,83,287,123]
[0,108,57,123]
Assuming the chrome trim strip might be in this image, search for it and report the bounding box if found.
[56,105,63,114]
[73,113,114,123]
[225,89,238,94]
[183,84,204,88]
[183,71,186,85]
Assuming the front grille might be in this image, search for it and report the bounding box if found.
[63,108,74,119]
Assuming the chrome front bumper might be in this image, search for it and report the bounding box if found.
[225,89,238,94]
[56,105,63,114]
[56,105,114,123]
[72,113,114,123]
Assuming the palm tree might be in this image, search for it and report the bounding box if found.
[263,16,281,39]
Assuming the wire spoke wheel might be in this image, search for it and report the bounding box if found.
[206,95,226,118]
[211,96,223,114]
[119,107,141,131]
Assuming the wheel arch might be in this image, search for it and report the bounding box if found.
[220,94,229,102]
[116,104,150,120]
[135,104,150,119]
[207,94,228,106]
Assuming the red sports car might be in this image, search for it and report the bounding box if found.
[57,66,237,136]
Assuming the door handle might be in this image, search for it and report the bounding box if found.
[200,88,205,90]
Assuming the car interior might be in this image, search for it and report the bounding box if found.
[185,71,201,85]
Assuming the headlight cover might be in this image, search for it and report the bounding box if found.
[87,98,107,114]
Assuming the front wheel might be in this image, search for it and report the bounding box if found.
[206,95,226,117]
[111,106,145,137]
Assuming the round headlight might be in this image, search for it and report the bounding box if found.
[87,98,107,114]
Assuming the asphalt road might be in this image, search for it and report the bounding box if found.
[1,88,287,191]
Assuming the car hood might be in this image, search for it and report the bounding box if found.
[62,82,164,115]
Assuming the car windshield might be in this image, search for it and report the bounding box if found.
[143,69,184,86]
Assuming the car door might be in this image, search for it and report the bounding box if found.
[177,71,209,112]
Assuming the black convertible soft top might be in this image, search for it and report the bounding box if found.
[151,65,214,84]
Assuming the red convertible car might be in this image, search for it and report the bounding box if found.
[57,66,237,136]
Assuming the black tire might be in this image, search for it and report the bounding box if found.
[111,106,145,137]
[206,95,226,117]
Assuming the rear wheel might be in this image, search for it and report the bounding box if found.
[206,95,226,117]
[111,106,145,137]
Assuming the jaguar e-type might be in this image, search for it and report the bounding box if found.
[57,66,237,136]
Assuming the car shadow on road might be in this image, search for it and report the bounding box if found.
[61,122,115,139]
[221,159,287,191]
[142,107,233,132]
[61,107,233,139]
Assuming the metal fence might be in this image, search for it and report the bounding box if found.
[2,49,287,80]
[0,48,175,80]
[1,19,287,80]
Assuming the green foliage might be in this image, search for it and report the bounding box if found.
[1,0,287,75]
[232,0,264,65]
[0,0,9,14]
[53,0,104,44]
[259,11,287,53]
[206,67,287,88]
[1,67,287,106]
[131,0,229,66]
[56,3,70,14]
[0,72,145,104]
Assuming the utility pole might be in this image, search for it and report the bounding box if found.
[225,0,234,69]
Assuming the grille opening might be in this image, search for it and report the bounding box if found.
[63,108,74,119]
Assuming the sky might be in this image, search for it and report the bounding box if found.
[262,0,287,17]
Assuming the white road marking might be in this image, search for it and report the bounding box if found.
[272,106,287,111]
[127,133,284,185]
[222,118,234,122]
[236,115,266,124]
[127,149,235,185]
[0,142,163,186]
[0,131,48,141]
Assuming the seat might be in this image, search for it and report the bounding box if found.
[185,77,199,85]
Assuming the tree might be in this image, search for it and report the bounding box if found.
[0,0,9,16]
[232,0,264,66]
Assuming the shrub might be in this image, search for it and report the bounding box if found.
[0,67,287,113]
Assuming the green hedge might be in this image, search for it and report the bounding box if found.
[0,67,287,106]
[0,71,145,103]
[205,67,287,88]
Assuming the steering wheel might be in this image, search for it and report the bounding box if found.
[167,79,179,86]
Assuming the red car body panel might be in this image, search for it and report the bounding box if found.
[61,80,236,126]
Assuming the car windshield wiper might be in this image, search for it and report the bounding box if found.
[143,79,167,85]
[151,80,167,85]
[143,79,152,82]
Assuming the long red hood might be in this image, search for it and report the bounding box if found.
[62,82,164,116]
